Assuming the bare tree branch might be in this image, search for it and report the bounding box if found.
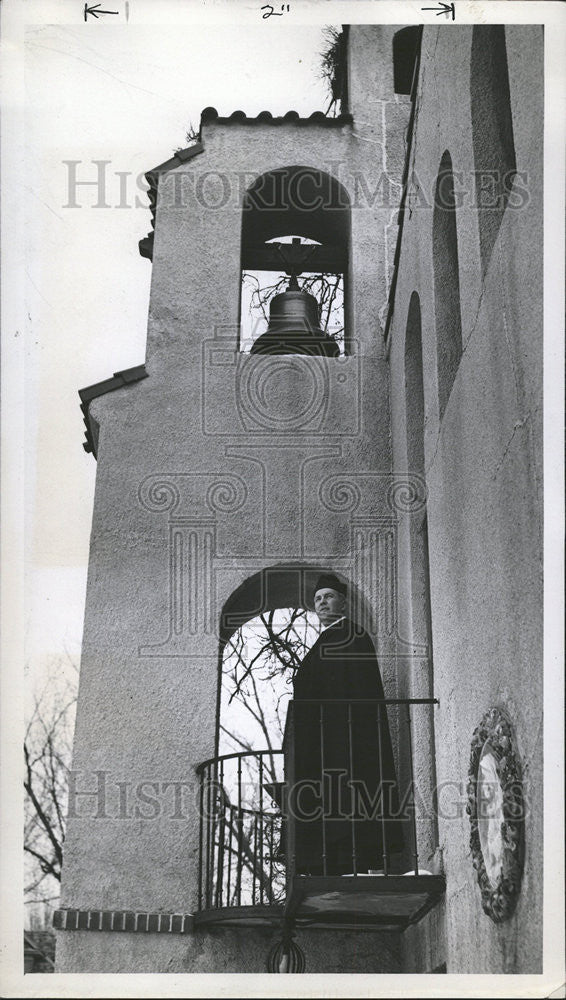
[24,845,61,882]
[24,664,78,911]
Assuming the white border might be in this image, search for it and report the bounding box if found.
[1,2,564,997]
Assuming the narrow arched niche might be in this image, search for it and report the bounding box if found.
[432,151,463,421]
[392,26,422,95]
[403,292,438,853]
[404,291,425,477]
[403,291,433,672]
[471,26,517,278]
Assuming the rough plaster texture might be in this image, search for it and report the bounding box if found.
[402,899,446,974]
[387,27,543,973]
[56,926,401,974]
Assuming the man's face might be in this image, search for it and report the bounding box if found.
[314,588,346,627]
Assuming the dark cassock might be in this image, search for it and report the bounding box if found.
[290,575,404,875]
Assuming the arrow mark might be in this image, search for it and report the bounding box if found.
[421,2,455,19]
[84,3,119,20]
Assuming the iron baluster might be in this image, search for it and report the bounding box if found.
[405,703,419,874]
[252,812,258,905]
[269,810,274,894]
[375,702,389,875]
[226,803,233,905]
[216,759,225,909]
[211,760,218,908]
[205,763,212,908]
[198,769,204,909]
[259,754,264,905]
[319,703,327,876]
[347,702,358,875]
[236,756,243,906]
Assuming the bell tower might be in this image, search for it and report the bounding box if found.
[56,26,427,974]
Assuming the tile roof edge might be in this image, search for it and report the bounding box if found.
[79,364,148,458]
[144,141,205,183]
[200,107,353,126]
[139,142,205,262]
[138,110,353,262]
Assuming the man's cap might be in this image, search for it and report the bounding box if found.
[313,573,347,598]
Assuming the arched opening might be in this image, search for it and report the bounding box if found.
[240,167,350,354]
[433,151,463,420]
[393,26,422,95]
[404,293,432,665]
[471,26,517,277]
[216,565,373,756]
[211,565,372,906]
[403,292,438,854]
[196,565,443,921]
[217,603,319,908]
[404,292,425,478]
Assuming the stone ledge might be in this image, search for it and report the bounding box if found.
[53,909,195,934]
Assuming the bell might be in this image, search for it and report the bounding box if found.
[250,275,340,357]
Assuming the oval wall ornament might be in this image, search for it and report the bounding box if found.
[466,707,524,923]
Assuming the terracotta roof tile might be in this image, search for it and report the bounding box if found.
[200,107,353,127]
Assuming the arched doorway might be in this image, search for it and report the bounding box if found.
[216,564,374,754]
[196,566,442,919]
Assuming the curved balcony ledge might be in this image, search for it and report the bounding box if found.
[283,873,446,931]
[194,903,283,929]
[194,875,445,932]
[196,700,445,934]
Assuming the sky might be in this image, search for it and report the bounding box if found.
[21,15,333,694]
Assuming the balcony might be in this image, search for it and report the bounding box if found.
[196,748,287,926]
[195,699,444,938]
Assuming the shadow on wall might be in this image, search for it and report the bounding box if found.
[433,151,463,421]
[470,26,517,279]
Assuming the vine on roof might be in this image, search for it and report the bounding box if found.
[320,26,348,116]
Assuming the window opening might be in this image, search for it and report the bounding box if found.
[393,26,423,96]
[219,607,319,759]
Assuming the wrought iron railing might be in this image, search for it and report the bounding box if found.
[195,698,438,917]
[196,749,286,912]
[284,698,438,878]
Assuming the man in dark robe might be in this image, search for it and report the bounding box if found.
[289,574,404,875]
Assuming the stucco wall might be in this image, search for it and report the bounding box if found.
[388,26,543,973]
[56,925,401,974]
[57,23,543,975]
[58,32,413,972]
